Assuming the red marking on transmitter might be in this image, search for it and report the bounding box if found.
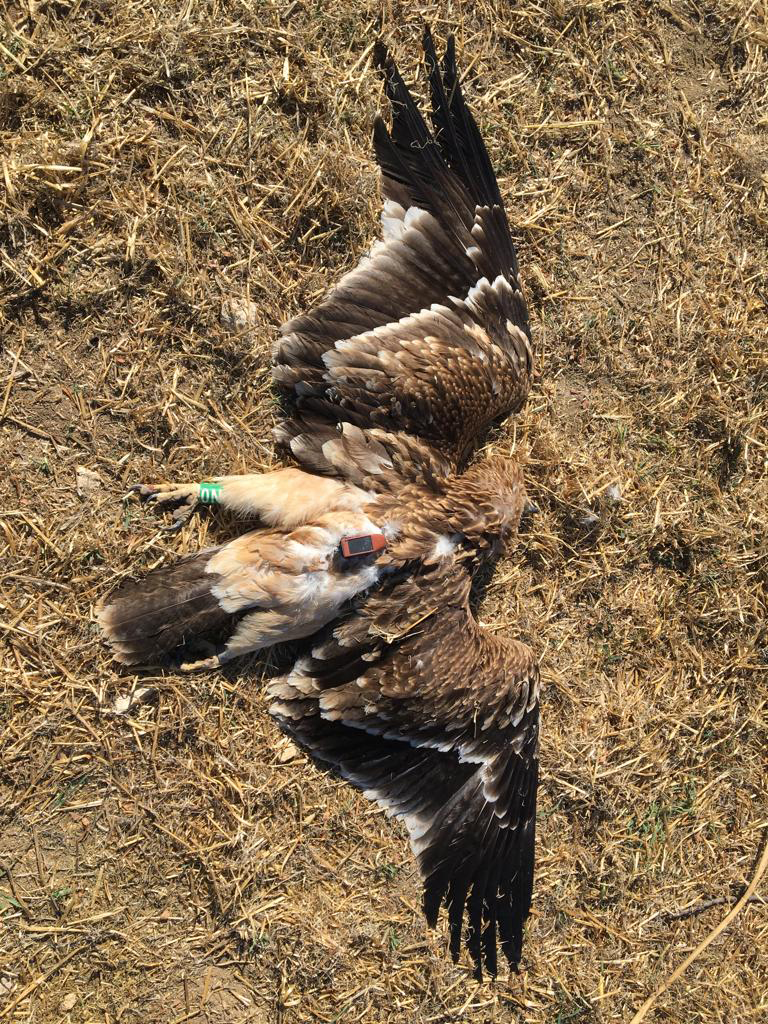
[340,533,388,558]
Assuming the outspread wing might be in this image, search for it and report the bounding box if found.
[269,562,539,977]
[274,28,532,472]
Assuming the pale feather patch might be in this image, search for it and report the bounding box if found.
[331,204,437,298]
[268,657,316,704]
[464,273,515,315]
[463,322,491,352]
[208,510,384,616]
[431,534,457,560]
[382,519,402,541]
[380,199,407,240]
[330,768,435,848]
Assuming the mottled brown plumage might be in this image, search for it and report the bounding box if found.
[97,29,539,978]
[270,562,539,977]
[273,29,532,470]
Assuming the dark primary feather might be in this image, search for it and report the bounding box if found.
[269,563,539,977]
[426,33,505,212]
[422,30,475,200]
[371,38,473,239]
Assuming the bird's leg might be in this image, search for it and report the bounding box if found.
[130,468,367,532]
[219,608,326,663]
[178,652,222,673]
[178,608,329,673]
[130,475,282,532]
[176,639,221,673]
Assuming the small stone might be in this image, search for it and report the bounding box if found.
[61,992,77,1012]
[76,466,103,498]
[277,739,300,763]
[110,686,154,715]
[220,297,258,331]
[605,483,622,504]
[578,511,600,530]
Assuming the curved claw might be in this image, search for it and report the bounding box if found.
[160,496,199,532]
[160,516,187,533]
[125,483,161,503]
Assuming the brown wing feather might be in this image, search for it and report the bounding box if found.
[318,279,530,466]
[273,419,453,493]
[269,563,539,978]
[274,204,474,374]
[274,33,532,473]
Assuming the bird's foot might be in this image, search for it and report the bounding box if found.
[178,653,221,673]
[127,482,200,532]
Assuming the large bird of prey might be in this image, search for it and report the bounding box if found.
[98,28,538,979]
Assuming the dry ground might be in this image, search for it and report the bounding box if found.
[1,1,767,1021]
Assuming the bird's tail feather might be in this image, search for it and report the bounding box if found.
[97,549,231,665]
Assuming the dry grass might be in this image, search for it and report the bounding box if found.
[1,1,767,1021]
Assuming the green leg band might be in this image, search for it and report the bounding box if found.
[199,481,222,504]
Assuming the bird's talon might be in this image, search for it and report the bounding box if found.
[160,518,186,533]
[127,482,200,525]
[125,483,158,501]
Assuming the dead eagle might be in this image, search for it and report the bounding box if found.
[98,29,539,979]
